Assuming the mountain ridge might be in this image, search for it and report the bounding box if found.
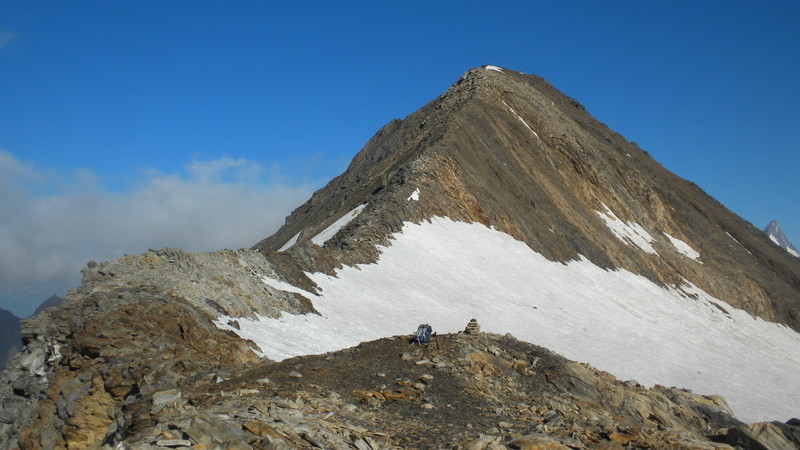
[255,66,800,331]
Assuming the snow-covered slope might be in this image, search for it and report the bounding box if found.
[218,217,800,424]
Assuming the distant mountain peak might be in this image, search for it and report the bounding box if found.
[764,220,800,257]
[33,294,64,316]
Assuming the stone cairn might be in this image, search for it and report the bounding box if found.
[464,318,481,335]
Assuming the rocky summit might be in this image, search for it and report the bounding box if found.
[2,66,800,448]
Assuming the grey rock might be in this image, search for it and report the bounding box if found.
[20,348,46,375]
[152,388,181,411]
[56,377,89,418]
[0,399,23,424]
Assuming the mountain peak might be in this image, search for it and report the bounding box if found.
[32,295,64,316]
[255,66,800,330]
[764,220,800,257]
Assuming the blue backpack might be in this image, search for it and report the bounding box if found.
[410,324,433,345]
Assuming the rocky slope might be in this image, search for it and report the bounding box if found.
[2,66,800,448]
[130,325,798,449]
[0,253,263,449]
[10,319,800,449]
[133,326,800,449]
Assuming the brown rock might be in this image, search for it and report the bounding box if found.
[62,374,116,448]
[103,371,134,399]
[242,421,282,440]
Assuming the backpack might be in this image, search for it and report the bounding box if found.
[410,324,433,345]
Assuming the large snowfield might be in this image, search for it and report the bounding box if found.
[217,217,800,423]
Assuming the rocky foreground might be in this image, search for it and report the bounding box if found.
[5,312,799,448]
[116,329,800,449]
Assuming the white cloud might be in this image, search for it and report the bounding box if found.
[0,150,317,317]
[0,150,40,180]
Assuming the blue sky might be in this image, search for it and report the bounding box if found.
[1,1,798,317]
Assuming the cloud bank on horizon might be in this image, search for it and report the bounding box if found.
[0,150,316,317]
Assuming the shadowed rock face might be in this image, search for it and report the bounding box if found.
[1,66,800,448]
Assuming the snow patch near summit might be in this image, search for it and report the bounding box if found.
[596,204,657,254]
[408,188,420,201]
[485,65,504,72]
[217,217,800,423]
[311,204,367,246]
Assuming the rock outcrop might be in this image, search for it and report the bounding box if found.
[0,274,261,448]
